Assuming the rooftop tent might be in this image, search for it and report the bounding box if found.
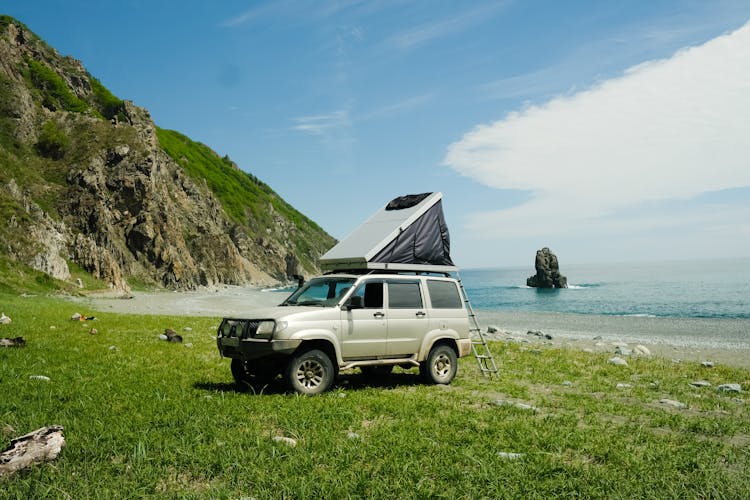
[319,192,457,273]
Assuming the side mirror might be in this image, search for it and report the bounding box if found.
[345,295,364,310]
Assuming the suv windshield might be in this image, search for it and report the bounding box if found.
[282,277,356,307]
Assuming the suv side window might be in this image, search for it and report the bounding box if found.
[388,281,423,309]
[351,281,384,308]
[427,280,463,309]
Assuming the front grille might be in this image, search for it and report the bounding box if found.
[219,319,261,339]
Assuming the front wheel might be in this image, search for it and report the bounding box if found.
[231,359,278,388]
[420,344,457,385]
[285,349,335,395]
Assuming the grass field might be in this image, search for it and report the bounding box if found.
[1,293,749,498]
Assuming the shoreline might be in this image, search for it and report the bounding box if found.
[69,288,750,370]
[475,309,750,369]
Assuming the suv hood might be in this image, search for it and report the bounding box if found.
[228,305,339,321]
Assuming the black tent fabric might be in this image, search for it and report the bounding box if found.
[385,192,431,211]
[371,199,454,267]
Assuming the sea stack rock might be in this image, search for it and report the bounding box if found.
[526,247,568,288]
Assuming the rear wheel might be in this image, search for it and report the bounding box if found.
[285,349,335,395]
[420,344,457,385]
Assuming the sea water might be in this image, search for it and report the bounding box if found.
[460,258,749,319]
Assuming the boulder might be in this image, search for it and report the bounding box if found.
[526,247,568,288]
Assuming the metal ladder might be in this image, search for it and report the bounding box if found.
[456,273,499,378]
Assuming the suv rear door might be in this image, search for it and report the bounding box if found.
[426,279,469,336]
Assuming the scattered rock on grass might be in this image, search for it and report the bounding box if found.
[527,330,553,340]
[160,328,183,343]
[701,361,715,368]
[89,328,98,335]
[633,345,651,356]
[615,346,632,356]
[70,312,95,321]
[492,400,538,412]
[658,399,687,409]
[616,383,632,389]
[608,357,628,366]
[272,436,297,447]
[0,337,25,348]
[497,452,525,460]
[0,313,11,325]
[690,380,712,388]
[717,384,742,393]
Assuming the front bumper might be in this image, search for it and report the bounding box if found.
[217,337,302,361]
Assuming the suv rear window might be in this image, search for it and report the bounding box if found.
[426,280,462,309]
[388,281,423,309]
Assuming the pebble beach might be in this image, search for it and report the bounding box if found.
[72,286,750,370]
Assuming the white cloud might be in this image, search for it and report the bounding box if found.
[444,21,750,240]
[291,110,351,136]
[362,93,435,120]
[383,2,510,50]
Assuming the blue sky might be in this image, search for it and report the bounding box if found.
[4,1,750,269]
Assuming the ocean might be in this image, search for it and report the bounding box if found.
[460,258,749,319]
[459,258,750,354]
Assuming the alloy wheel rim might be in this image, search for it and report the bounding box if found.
[434,353,451,378]
[296,359,324,388]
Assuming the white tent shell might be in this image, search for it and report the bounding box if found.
[319,192,457,273]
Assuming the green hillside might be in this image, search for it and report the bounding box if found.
[0,15,335,293]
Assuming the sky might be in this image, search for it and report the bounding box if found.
[3,1,750,269]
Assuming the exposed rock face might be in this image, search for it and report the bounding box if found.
[0,17,335,291]
[526,247,568,289]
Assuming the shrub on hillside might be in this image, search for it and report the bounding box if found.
[36,120,70,160]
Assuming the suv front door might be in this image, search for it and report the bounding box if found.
[340,280,388,359]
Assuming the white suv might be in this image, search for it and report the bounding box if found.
[216,272,472,394]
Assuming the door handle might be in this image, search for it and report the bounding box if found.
[373,312,385,318]
[416,311,426,318]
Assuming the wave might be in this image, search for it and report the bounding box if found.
[261,286,295,293]
[567,283,600,289]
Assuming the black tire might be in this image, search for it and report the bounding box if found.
[420,344,457,385]
[285,349,335,395]
[360,365,393,378]
[231,359,252,384]
[231,359,277,387]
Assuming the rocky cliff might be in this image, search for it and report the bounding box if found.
[0,16,335,292]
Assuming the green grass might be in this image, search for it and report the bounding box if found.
[24,58,89,114]
[1,294,749,498]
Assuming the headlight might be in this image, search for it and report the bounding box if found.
[255,320,287,339]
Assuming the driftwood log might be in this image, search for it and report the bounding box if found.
[0,426,65,478]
